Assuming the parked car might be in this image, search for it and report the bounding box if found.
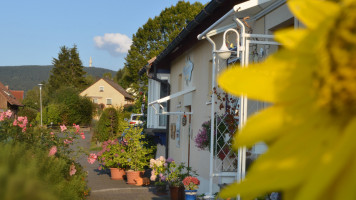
[128,113,143,125]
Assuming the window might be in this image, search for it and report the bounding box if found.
[159,82,169,127]
[99,86,104,92]
[93,98,98,104]
[106,98,112,105]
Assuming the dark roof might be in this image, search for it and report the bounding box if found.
[102,78,134,100]
[0,81,23,106]
[152,0,246,71]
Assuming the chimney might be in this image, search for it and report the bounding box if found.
[5,85,9,90]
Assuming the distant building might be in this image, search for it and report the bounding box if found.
[0,81,23,113]
[80,78,134,110]
[9,90,24,102]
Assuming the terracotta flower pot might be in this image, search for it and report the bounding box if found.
[125,170,142,185]
[110,168,126,180]
[170,185,185,200]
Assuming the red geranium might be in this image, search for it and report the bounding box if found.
[182,176,200,190]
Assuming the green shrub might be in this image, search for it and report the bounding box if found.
[95,107,119,142]
[17,107,38,126]
[44,86,94,126]
[46,104,63,125]
[0,143,88,200]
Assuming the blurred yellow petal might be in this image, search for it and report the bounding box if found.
[288,0,339,29]
[333,153,356,200]
[218,64,279,103]
[221,115,339,199]
[233,105,290,149]
[217,1,356,199]
[274,28,308,50]
[296,118,356,200]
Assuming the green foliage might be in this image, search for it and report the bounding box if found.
[22,84,50,110]
[0,143,88,200]
[117,108,130,135]
[95,108,119,142]
[124,127,154,171]
[96,139,128,169]
[46,104,64,125]
[47,86,94,125]
[18,106,38,125]
[48,45,87,94]
[117,1,204,92]
[165,161,187,187]
[0,111,90,199]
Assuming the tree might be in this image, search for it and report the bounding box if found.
[22,84,49,111]
[94,107,119,142]
[48,45,87,94]
[117,1,204,92]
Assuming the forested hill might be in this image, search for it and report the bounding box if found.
[0,65,116,92]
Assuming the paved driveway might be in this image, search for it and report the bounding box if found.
[76,128,170,200]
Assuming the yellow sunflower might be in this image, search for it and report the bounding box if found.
[218,0,356,199]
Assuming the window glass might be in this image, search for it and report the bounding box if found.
[159,82,169,127]
[106,99,112,105]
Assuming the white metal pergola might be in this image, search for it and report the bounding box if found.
[198,0,282,198]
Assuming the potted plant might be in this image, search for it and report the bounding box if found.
[165,158,187,200]
[96,138,128,180]
[123,126,154,184]
[150,156,168,194]
[183,176,200,200]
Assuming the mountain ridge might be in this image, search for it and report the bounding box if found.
[0,65,116,93]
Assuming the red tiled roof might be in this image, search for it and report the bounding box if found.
[9,90,24,101]
[0,81,23,106]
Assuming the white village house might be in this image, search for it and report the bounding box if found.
[142,0,303,196]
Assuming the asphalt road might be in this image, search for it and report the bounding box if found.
[76,128,170,200]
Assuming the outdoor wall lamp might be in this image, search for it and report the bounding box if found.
[215,28,240,60]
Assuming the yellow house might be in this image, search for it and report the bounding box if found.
[80,78,134,109]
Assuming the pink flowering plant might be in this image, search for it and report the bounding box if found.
[95,138,128,170]
[150,157,198,187]
[0,110,90,198]
[182,176,200,190]
[150,156,167,186]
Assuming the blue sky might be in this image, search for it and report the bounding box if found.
[0,0,210,71]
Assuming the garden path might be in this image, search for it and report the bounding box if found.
[76,128,170,200]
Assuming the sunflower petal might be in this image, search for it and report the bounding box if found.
[222,114,338,199]
[296,118,356,200]
[274,28,308,50]
[288,0,340,29]
[217,57,285,103]
[233,105,288,149]
[333,153,356,200]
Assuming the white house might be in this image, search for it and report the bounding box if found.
[143,0,302,197]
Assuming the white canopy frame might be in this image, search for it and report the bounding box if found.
[148,87,196,115]
[197,0,283,198]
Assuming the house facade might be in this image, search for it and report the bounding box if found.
[0,81,23,113]
[80,78,134,109]
[144,0,302,196]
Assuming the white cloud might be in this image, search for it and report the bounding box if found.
[94,33,132,56]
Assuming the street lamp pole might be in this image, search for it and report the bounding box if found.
[38,84,43,127]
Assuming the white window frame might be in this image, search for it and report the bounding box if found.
[147,74,170,129]
[93,98,98,104]
[106,98,112,105]
[99,86,104,92]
